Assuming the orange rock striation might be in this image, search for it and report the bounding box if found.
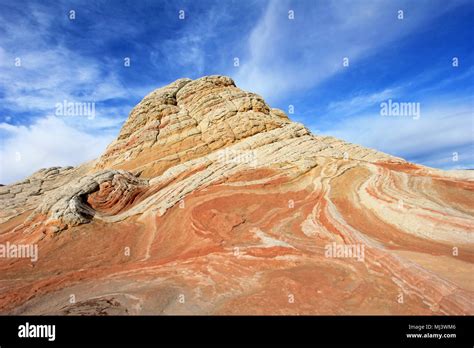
[0,76,472,315]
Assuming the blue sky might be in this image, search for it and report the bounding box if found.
[0,0,473,184]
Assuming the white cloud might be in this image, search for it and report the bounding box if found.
[234,0,468,101]
[0,116,115,184]
[0,1,142,120]
[317,100,474,169]
[151,35,206,76]
[327,88,398,117]
[149,4,230,77]
[0,2,142,184]
[0,47,129,113]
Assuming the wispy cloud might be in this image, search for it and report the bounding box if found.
[234,0,469,101]
[149,2,240,79]
[0,1,144,183]
[318,100,474,169]
[327,88,399,117]
[0,116,115,184]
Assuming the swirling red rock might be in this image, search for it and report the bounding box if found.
[0,76,472,315]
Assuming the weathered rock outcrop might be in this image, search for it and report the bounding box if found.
[34,170,149,232]
[0,166,77,224]
[0,76,472,315]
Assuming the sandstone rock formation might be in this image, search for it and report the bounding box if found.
[0,76,473,315]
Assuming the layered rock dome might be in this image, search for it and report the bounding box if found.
[0,76,473,315]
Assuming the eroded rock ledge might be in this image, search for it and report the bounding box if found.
[35,170,149,231]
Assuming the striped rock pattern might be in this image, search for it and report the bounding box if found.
[0,76,472,315]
